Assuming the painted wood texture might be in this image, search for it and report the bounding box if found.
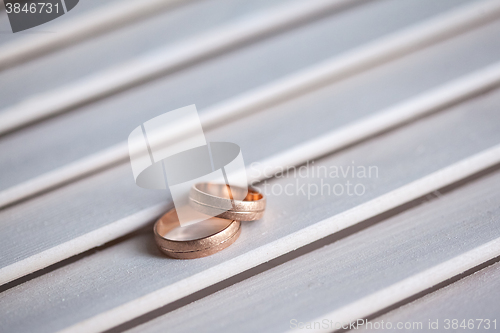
[357,262,500,333]
[1,86,500,332]
[0,0,499,332]
[3,12,500,282]
[0,0,478,192]
[127,168,500,333]
[0,0,357,127]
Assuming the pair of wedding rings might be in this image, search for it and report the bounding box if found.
[154,183,266,259]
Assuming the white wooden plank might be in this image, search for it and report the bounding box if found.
[293,242,500,333]
[3,34,500,284]
[0,0,121,46]
[247,62,500,180]
[356,262,500,333]
[0,0,293,111]
[0,0,186,68]
[126,170,500,333]
[0,0,359,133]
[1,89,500,332]
[1,2,500,209]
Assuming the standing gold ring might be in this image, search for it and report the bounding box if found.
[189,183,266,221]
[154,208,241,259]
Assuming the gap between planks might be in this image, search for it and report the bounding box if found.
[291,237,500,333]
[0,0,187,70]
[0,0,359,134]
[2,63,500,285]
[120,167,500,333]
[2,0,500,210]
[58,144,500,333]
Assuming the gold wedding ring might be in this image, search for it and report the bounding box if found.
[189,183,266,221]
[154,208,241,259]
[154,184,265,259]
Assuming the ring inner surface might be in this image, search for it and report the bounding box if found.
[157,209,234,241]
[197,183,262,202]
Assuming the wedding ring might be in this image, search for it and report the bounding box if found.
[154,208,241,259]
[189,183,266,221]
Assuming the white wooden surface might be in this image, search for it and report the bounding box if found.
[0,0,121,47]
[357,262,500,333]
[0,0,479,196]
[0,0,187,69]
[126,168,500,333]
[3,10,500,283]
[0,0,357,132]
[0,0,499,332]
[1,86,500,332]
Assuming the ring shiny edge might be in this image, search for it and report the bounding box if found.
[189,183,266,221]
[189,198,265,221]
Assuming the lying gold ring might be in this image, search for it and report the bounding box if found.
[154,208,241,259]
[189,183,266,221]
